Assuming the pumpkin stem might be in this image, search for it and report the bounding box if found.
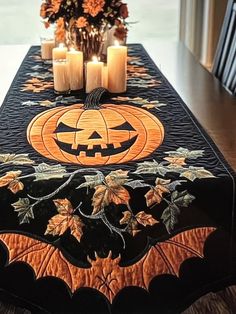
[84,88,107,110]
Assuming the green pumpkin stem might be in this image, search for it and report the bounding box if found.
[84,88,107,109]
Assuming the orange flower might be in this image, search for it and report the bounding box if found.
[55,17,66,43]
[76,17,88,28]
[82,0,105,17]
[51,0,62,14]
[119,4,129,19]
[40,3,47,19]
[40,0,61,19]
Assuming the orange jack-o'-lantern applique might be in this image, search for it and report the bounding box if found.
[27,88,164,166]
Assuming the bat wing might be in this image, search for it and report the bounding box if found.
[0,227,215,302]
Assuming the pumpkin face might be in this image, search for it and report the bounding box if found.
[27,103,164,166]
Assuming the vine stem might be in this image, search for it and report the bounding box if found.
[18,173,36,180]
[28,168,104,202]
[78,207,126,249]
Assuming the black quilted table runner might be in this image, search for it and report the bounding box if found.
[0,44,235,313]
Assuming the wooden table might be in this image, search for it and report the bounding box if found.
[0,42,235,173]
[0,42,235,314]
[145,41,236,171]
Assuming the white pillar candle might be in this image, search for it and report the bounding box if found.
[86,56,104,93]
[66,48,84,91]
[107,41,127,93]
[52,43,68,60]
[41,38,55,60]
[53,59,70,93]
[102,65,108,89]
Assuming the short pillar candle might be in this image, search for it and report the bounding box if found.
[52,43,68,60]
[86,56,103,93]
[66,48,84,91]
[107,41,127,93]
[41,38,55,60]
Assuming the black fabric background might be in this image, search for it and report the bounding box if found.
[0,45,235,313]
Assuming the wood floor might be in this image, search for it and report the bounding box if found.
[183,285,236,314]
[1,285,236,313]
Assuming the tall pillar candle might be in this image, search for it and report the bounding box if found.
[102,65,108,89]
[53,59,70,94]
[41,38,55,60]
[86,56,103,93]
[107,41,127,93]
[53,43,68,60]
[66,48,84,91]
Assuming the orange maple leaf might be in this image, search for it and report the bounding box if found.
[8,180,24,194]
[0,171,24,194]
[164,157,186,166]
[145,178,171,207]
[92,170,130,215]
[45,199,84,242]
[21,78,53,93]
[0,171,21,187]
[119,211,140,237]
[135,211,159,227]
[92,185,130,215]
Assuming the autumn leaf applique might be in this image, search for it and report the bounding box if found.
[92,170,130,215]
[77,173,105,189]
[161,190,195,233]
[0,171,24,194]
[145,178,171,207]
[136,211,159,227]
[127,65,148,74]
[164,157,187,167]
[120,211,139,236]
[33,163,67,181]
[45,199,84,242]
[111,96,166,110]
[180,166,216,182]
[12,198,34,224]
[21,78,53,93]
[134,160,170,176]
[120,211,158,236]
[165,147,204,159]
[0,153,34,166]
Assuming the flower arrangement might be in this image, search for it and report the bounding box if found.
[40,0,129,59]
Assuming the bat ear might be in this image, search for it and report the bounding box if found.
[87,255,94,264]
[117,254,121,263]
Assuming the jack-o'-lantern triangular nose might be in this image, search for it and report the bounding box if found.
[89,131,102,139]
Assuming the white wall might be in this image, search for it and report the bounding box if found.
[127,0,180,43]
[0,0,180,45]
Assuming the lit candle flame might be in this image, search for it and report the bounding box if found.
[59,43,64,48]
[114,40,120,47]
[70,47,76,52]
[92,56,98,62]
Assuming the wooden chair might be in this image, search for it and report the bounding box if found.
[213,0,236,95]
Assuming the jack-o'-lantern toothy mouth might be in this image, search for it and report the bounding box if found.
[54,135,138,157]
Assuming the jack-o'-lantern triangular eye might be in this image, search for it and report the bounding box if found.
[111,121,136,131]
[54,122,83,133]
